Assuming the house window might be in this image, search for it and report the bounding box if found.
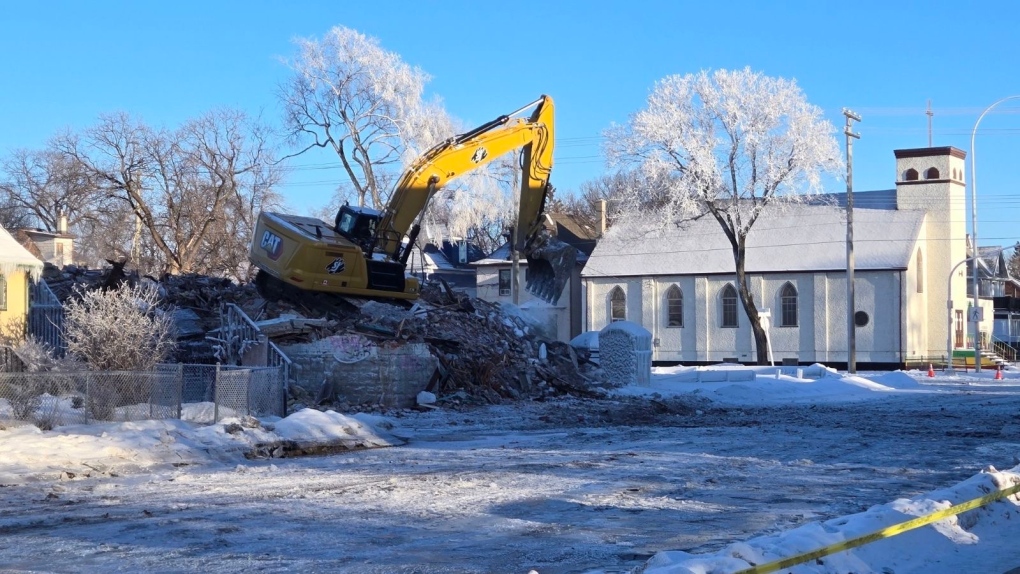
[925,167,940,179]
[904,168,919,181]
[0,274,6,310]
[916,250,924,293]
[721,284,737,328]
[780,282,798,327]
[498,269,511,296]
[665,285,683,327]
[610,286,626,322]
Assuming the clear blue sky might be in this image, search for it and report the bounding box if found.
[3,1,1020,248]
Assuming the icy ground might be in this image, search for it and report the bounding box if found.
[2,367,1020,573]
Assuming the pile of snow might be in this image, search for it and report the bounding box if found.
[613,365,929,405]
[643,466,1020,573]
[273,408,395,449]
[0,407,401,485]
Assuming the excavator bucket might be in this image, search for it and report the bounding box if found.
[524,232,578,304]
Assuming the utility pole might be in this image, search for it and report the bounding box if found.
[506,226,521,305]
[843,108,862,374]
[926,100,933,147]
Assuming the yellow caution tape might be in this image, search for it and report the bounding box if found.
[734,480,1020,574]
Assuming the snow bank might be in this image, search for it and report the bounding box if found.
[642,466,1020,573]
[0,407,401,485]
[616,365,928,405]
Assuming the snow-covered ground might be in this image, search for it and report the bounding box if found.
[2,365,1020,573]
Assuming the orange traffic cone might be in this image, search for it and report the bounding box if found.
[927,363,935,378]
[995,366,1003,380]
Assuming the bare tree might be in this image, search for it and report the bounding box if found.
[606,68,841,365]
[71,201,138,268]
[551,171,647,233]
[279,26,454,210]
[0,194,33,230]
[0,148,99,231]
[56,110,280,277]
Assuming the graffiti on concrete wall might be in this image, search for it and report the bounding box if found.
[330,334,375,364]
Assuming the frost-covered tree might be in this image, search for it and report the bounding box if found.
[280,26,455,210]
[63,282,177,371]
[430,153,523,254]
[606,68,842,365]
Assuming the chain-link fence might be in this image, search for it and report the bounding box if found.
[0,363,285,429]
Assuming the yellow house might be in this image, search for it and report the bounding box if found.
[0,224,43,339]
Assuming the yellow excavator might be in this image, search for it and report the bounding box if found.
[249,95,576,307]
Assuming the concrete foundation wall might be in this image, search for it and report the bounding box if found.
[282,335,438,408]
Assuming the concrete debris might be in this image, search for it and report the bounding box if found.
[41,262,607,407]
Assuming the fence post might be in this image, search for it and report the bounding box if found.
[176,363,183,419]
[280,364,287,418]
[214,362,220,423]
[246,368,252,418]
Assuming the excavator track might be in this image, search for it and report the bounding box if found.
[254,270,361,319]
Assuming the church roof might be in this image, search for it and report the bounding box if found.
[582,203,925,278]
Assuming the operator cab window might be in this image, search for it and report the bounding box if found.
[354,215,377,239]
[337,211,357,235]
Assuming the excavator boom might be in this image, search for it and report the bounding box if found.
[249,95,575,307]
[373,95,574,303]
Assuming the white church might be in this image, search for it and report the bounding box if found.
[581,146,982,368]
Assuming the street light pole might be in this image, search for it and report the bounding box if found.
[946,257,971,374]
[970,95,1020,373]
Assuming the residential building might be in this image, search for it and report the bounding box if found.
[405,238,486,298]
[582,146,978,369]
[0,225,44,339]
[475,214,598,342]
[17,215,74,267]
[974,247,1020,353]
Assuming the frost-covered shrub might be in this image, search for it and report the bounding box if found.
[13,337,80,373]
[2,383,40,420]
[64,283,177,371]
[0,339,80,427]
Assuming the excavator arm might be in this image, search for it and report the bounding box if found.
[372,95,576,303]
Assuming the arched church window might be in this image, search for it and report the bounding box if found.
[610,286,626,322]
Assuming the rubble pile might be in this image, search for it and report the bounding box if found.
[40,264,606,405]
[43,264,259,321]
[385,282,605,403]
[41,263,261,362]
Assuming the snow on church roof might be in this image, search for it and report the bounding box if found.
[0,225,42,281]
[582,203,926,279]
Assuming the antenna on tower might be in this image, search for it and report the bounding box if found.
[926,99,933,147]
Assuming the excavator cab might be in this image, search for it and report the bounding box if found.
[334,204,380,254]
